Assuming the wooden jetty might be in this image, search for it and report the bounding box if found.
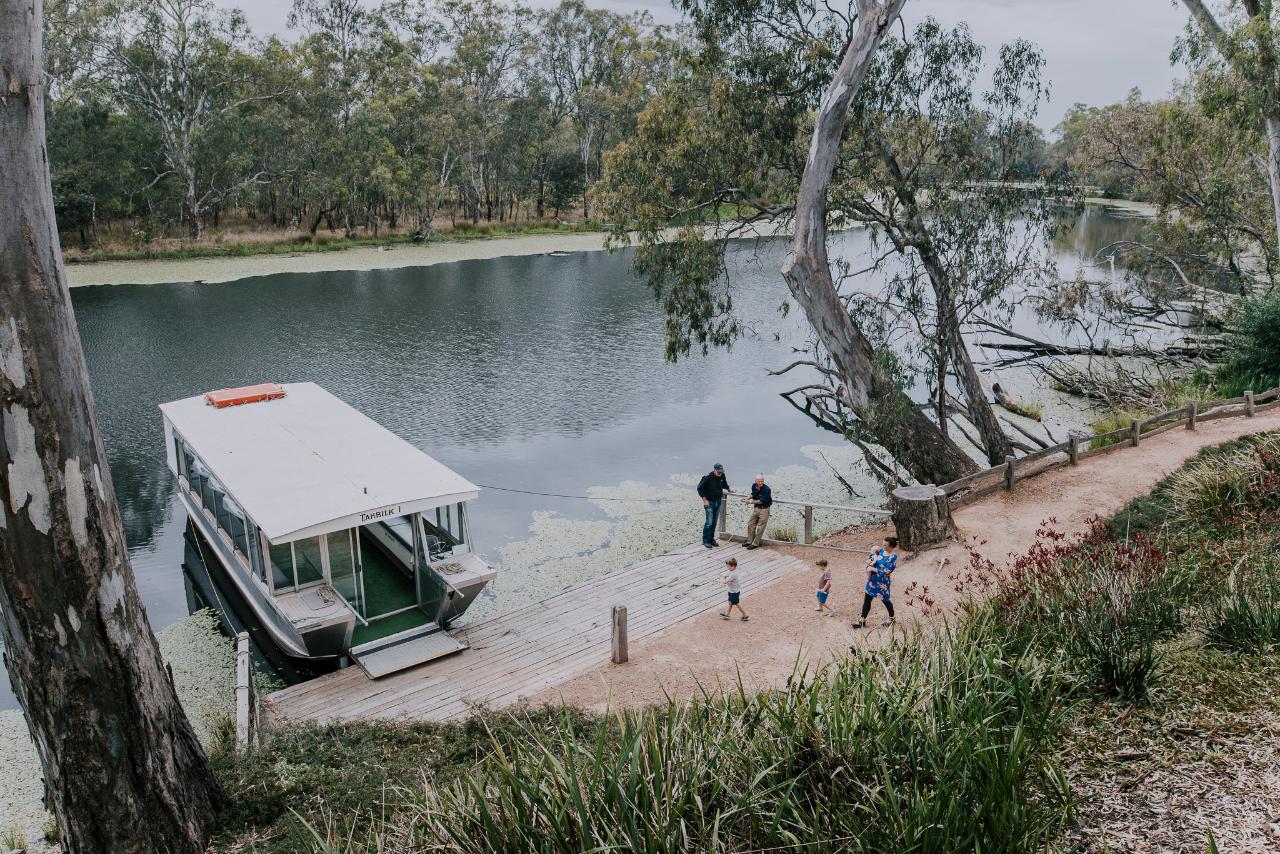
[267,541,808,723]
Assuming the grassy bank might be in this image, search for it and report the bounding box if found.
[63,221,603,265]
[213,433,1280,852]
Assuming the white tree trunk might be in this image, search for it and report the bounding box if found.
[0,1,223,849]
[1265,114,1280,255]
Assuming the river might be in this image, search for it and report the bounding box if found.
[0,204,1149,708]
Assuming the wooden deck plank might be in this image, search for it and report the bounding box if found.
[267,541,804,722]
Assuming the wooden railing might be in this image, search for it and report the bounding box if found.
[718,491,891,545]
[939,387,1280,506]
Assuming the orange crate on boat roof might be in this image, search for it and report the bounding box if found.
[204,383,286,408]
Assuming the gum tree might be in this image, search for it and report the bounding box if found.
[0,0,223,850]
[604,1,1063,482]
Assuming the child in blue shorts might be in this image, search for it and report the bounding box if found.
[814,559,834,615]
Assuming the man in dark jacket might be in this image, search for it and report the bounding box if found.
[697,463,730,548]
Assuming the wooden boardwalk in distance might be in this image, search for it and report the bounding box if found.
[267,541,807,723]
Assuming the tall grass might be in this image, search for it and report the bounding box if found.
[1206,570,1280,654]
[399,621,1072,853]
[1162,433,1280,525]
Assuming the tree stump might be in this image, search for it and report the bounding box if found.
[890,485,957,551]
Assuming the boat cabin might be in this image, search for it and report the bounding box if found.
[159,382,494,677]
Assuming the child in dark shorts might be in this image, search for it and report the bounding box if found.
[720,557,749,621]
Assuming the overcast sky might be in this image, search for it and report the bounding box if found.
[226,0,1193,134]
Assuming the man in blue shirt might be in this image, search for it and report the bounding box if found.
[742,473,773,550]
[696,463,730,548]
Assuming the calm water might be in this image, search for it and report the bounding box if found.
[0,205,1149,708]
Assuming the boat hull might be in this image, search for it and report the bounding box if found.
[179,489,354,660]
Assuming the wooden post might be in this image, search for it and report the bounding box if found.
[1187,400,1198,430]
[890,485,957,551]
[1246,390,1255,417]
[235,632,251,752]
[803,505,814,545]
[1130,418,1141,447]
[717,497,727,536]
[1003,455,1016,491]
[611,605,628,664]
[1068,433,1079,465]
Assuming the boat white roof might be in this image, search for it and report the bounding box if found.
[159,383,478,543]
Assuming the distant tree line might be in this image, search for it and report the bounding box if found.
[44,0,677,247]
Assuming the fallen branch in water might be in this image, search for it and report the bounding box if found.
[992,382,1042,421]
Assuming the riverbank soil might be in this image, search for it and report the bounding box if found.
[533,407,1280,709]
[64,231,610,287]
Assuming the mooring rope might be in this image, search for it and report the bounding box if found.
[474,483,668,502]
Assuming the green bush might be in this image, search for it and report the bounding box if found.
[1090,411,1138,449]
[768,524,798,542]
[1215,289,1280,397]
[213,710,601,850]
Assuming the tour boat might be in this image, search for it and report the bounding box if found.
[159,382,495,678]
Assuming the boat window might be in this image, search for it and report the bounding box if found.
[182,445,197,484]
[213,490,234,538]
[431,503,466,545]
[293,536,324,587]
[268,541,293,591]
[421,513,456,559]
[199,471,218,515]
[453,502,466,544]
[187,458,206,508]
[174,437,189,481]
[227,506,250,562]
[247,524,266,583]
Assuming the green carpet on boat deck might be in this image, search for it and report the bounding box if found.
[348,531,429,647]
[359,532,418,617]
[351,609,430,646]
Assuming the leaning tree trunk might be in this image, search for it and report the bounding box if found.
[876,140,1013,464]
[934,274,1014,465]
[780,0,977,486]
[0,3,224,851]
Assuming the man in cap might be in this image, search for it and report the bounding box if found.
[696,463,730,548]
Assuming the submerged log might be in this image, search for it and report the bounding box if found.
[890,485,957,551]
[992,382,1042,421]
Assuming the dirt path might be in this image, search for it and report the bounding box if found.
[532,409,1280,712]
